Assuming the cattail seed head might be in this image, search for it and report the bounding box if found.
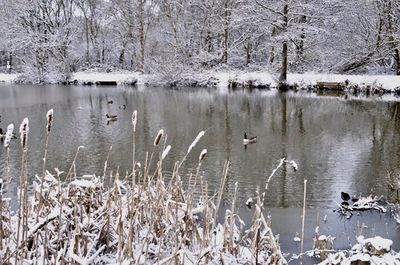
[154,129,164,146]
[19,118,29,149]
[187,131,205,154]
[46,109,53,132]
[4,123,14,148]
[132,110,137,132]
[199,149,207,162]
[162,145,171,160]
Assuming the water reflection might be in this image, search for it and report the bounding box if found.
[0,85,400,210]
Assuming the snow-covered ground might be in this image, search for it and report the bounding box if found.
[288,73,400,91]
[211,71,400,90]
[72,71,141,85]
[1,71,400,91]
[0,73,18,83]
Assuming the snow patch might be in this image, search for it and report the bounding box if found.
[72,71,141,85]
[0,73,19,83]
[288,73,400,91]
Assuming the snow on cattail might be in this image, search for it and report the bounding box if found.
[198,148,207,162]
[46,109,53,132]
[154,129,164,146]
[162,145,171,160]
[132,110,137,132]
[187,131,205,154]
[19,118,29,149]
[4,123,14,148]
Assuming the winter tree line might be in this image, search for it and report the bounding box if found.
[0,0,399,83]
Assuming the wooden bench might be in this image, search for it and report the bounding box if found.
[316,81,344,91]
[95,81,118,86]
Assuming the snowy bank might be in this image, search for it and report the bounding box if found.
[166,71,400,93]
[0,73,19,83]
[318,236,400,265]
[288,73,400,91]
[71,71,141,85]
[1,71,400,94]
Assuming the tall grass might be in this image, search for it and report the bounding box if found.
[0,112,287,265]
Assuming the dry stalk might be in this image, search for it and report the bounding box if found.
[231,182,238,252]
[177,131,205,172]
[262,158,286,205]
[38,109,53,217]
[300,179,307,265]
[132,110,137,183]
[66,146,84,182]
[103,146,113,181]
[213,160,230,231]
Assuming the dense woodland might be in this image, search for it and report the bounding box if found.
[0,0,399,83]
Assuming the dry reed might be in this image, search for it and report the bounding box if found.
[0,112,288,265]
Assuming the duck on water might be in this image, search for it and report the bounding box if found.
[243,132,257,144]
[106,114,118,121]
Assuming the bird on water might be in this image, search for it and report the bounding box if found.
[243,132,257,144]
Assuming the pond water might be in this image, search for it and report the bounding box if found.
[0,84,399,260]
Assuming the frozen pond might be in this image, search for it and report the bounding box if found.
[0,84,399,259]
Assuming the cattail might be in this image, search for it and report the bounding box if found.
[198,149,207,162]
[132,110,137,132]
[153,129,164,146]
[19,118,29,149]
[46,109,53,132]
[187,131,205,154]
[4,123,14,148]
[161,145,171,160]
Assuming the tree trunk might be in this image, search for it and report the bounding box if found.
[385,0,400,75]
[222,0,230,64]
[395,48,400,75]
[279,2,289,83]
[269,27,276,64]
[85,17,90,63]
[279,41,288,83]
[375,12,383,51]
[245,37,251,65]
[8,52,12,74]
[138,0,145,72]
[119,41,127,66]
[296,15,306,59]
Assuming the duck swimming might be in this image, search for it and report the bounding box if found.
[243,132,257,144]
[119,104,126,109]
[106,114,118,121]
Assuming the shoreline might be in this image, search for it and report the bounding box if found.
[1,71,400,97]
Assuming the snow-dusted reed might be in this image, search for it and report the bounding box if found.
[1,111,399,264]
[0,114,287,265]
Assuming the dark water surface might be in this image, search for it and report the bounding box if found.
[0,84,399,260]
